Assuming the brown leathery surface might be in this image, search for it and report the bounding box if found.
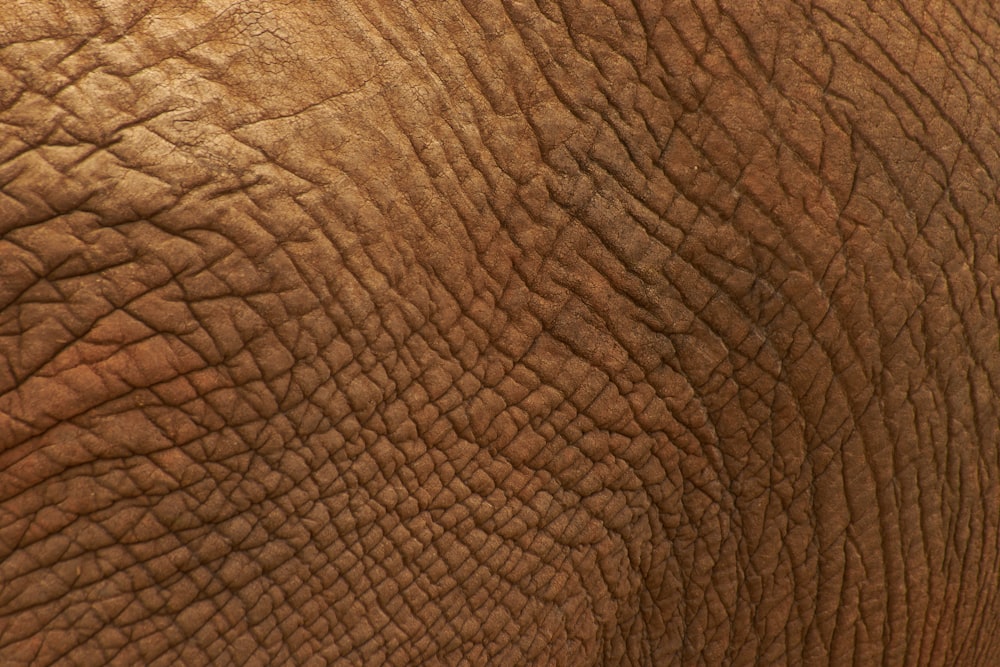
[0,1,999,665]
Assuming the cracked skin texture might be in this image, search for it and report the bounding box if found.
[0,0,998,665]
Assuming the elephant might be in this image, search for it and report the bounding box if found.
[1,0,998,664]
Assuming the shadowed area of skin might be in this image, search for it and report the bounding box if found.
[0,1,998,665]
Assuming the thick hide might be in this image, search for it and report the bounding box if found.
[1,1,999,665]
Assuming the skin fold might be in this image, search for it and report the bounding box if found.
[1,0,998,664]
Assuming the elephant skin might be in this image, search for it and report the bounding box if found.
[1,1,998,665]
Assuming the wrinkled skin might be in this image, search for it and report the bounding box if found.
[1,1,999,665]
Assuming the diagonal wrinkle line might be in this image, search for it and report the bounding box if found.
[814,3,996,181]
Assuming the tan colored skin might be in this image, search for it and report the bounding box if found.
[1,1,998,665]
